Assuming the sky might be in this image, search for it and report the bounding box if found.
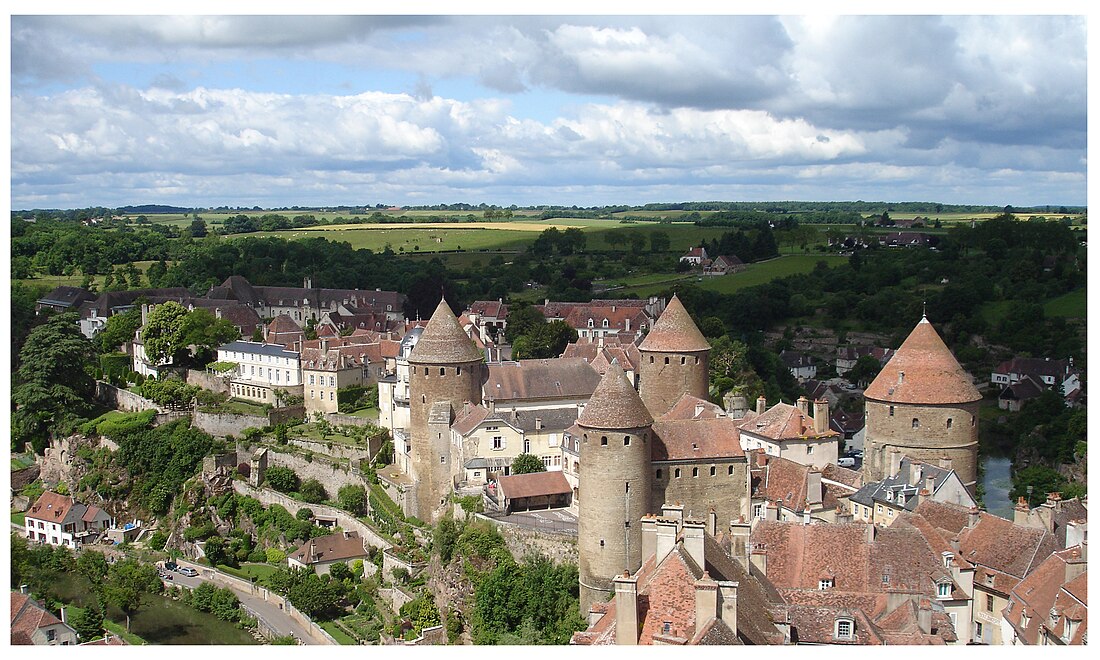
[7,6,1090,210]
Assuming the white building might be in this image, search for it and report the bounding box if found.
[216,340,302,404]
[24,491,113,549]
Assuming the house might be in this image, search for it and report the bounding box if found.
[991,356,1081,399]
[494,470,572,514]
[572,509,787,645]
[997,375,1045,412]
[803,379,844,408]
[1011,491,1088,550]
[679,246,709,267]
[24,491,114,549]
[211,275,406,325]
[749,451,829,524]
[300,336,387,414]
[705,254,745,276]
[562,337,642,386]
[11,591,79,645]
[847,458,976,526]
[750,519,963,644]
[829,409,865,450]
[287,530,371,575]
[1001,544,1087,645]
[463,299,509,344]
[216,340,302,405]
[780,351,817,380]
[35,285,95,316]
[75,287,193,338]
[881,232,934,248]
[264,314,305,348]
[738,397,839,468]
[835,345,894,376]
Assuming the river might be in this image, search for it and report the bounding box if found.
[981,455,1015,520]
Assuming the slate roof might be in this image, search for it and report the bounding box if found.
[577,361,653,430]
[993,356,1076,380]
[484,358,600,402]
[637,295,710,353]
[864,317,981,405]
[219,340,299,359]
[407,299,484,364]
[36,285,94,309]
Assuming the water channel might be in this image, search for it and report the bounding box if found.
[980,455,1015,520]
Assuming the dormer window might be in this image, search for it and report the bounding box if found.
[819,578,834,590]
[602,319,609,328]
[835,618,854,639]
[587,319,594,328]
[937,582,951,598]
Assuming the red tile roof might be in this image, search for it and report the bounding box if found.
[738,402,838,442]
[291,531,368,565]
[651,417,744,461]
[11,592,66,645]
[27,491,75,523]
[496,470,571,500]
[864,318,981,404]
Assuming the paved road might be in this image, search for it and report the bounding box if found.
[167,562,322,645]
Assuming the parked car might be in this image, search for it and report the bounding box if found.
[178,567,198,577]
[164,561,179,572]
[837,457,857,468]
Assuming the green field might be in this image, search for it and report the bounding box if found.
[320,621,358,645]
[614,254,848,298]
[1044,288,1087,318]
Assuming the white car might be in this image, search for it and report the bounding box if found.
[178,567,198,577]
[837,457,857,468]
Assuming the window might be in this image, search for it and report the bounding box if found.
[753,504,764,518]
[329,376,335,386]
[492,436,504,450]
[440,456,446,464]
[309,374,315,385]
[947,418,953,429]
[835,619,853,639]
[986,594,994,612]
[47,629,56,641]
[807,445,814,455]
[675,468,681,479]
[601,436,608,446]
[889,405,894,416]
[710,466,716,476]
[938,582,951,598]
[624,435,631,446]
[819,578,834,590]
[656,469,663,479]
[912,418,920,429]
[681,356,686,365]
[440,368,445,376]
[975,622,984,642]
[692,467,699,478]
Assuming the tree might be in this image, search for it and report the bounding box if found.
[846,354,883,387]
[504,304,546,344]
[102,558,162,631]
[70,603,105,641]
[178,308,240,363]
[511,453,546,475]
[264,466,300,493]
[98,306,143,353]
[300,478,328,503]
[12,312,96,452]
[511,320,578,360]
[141,300,190,363]
[649,231,671,253]
[189,218,208,237]
[337,484,367,515]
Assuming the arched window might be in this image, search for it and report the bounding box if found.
[440,367,445,376]
[675,468,681,478]
[681,356,686,365]
[692,467,699,478]
[912,418,920,429]
[624,435,631,446]
[601,436,608,446]
[665,357,670,365]
[946,418,953,429]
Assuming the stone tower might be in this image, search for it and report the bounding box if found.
[407,298,485,522]
[577,360,655,612]
[638,294,711,417]
[862,316,982,492]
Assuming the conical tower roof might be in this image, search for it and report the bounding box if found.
[864,316,981,404]
[578,360,654,430]
[407,298,484,364]
[638,295,710,353]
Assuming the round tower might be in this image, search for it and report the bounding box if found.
[407,298,485,522]
[863,316,982,492]
[577,360,654,612]
[638,295,711,416]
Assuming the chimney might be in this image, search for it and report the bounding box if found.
[756,450,768,468]
[60,606,67,624]
[717,581,738,637]
[938,456,952,470]
[215,307,222,320]
[865,523,877,543]
[613,572,640,645]
[917,600,932,634]
[708,509,718,537]
[141,303,150,326]
[797,396,810,416]
[967,506,980,529]
[756,396,767,415]
[1065,544,1087,583]
[813,399,828,434]
[925,474,936,495]
[304,276,312,289]
[889,449,903,478]
[661,503,685,529]
[765,500,779,521]
[1013,497,1031,526]
[682,519,706,568]
[625,317,630,331]
[656,518,678,562]
[641,515,657,561]
[694,573,719,637]
[728,521,751,570]
[587,605,607,628]
[806,470,822,506]
[750,547,767,575]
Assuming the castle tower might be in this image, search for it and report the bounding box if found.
[863,316,982,492]
[407,298,485,522]
[577,360,655,612]
[638,295,711,416]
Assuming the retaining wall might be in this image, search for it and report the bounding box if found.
[96,382,160,413]
[475,514,579,564]
[186,369,231,394]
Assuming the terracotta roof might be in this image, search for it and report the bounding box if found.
[864,317,981,404]
[467,300,508,318]
[577,361,653,430]
[638,295,710,353]
[1004,545,1088,645]
[651,417,744,461]
[753,456,812,510]
[11,592,67,645]
[484,358,600,402]
[661,394,727,420]
[407,299,484,364]
[451,404,494,436]
[957,511,1057,581]
[496,470,571,500]
[738,402,838,442]
[27,491,76,523]
[291,531,368,565]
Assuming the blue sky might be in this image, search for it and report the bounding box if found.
[8,8,1089,209]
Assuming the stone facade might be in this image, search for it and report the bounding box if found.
[863,399,980,490]
[637,350,709,416]
[650,457,752,530]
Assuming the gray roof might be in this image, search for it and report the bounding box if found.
[218,340,299,359]
[849,457,954,511]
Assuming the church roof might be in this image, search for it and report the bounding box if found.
[638,295,711,353]
[407,298,484,364]
[864,317,981,405]
[578,361,653,430]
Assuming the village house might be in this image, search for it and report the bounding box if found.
[834,345,894,376]
[11,591,79,646]
[209,275,406,324]
[780,350,817,380]
[24,491,114,549]
[704,254,745,276]
[287,530,371,576]
[215,340,302,405]
[35,285,95,316]
[679,245,709,267]
[535,298,664,345]
[463,299,509,344]
[1001,543,1087,645]
[299,336,387,414]
[562,337,642,386]
[848,457,976,526]
[738,397,840,468]
[990,356,1081,409]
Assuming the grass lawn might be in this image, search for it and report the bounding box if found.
[236,563,281,585]
[1044,288,1086,318]
[320,621,358,645]
[979,300,1015,326]
[615,254,846,298]
[103,618,149,645]
[11,453,36,470]
[345,407,380,421]
[12,511,27,526]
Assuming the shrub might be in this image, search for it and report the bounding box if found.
[264,466,299,493]
[265,548,286,564]
[300,478,327,503]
